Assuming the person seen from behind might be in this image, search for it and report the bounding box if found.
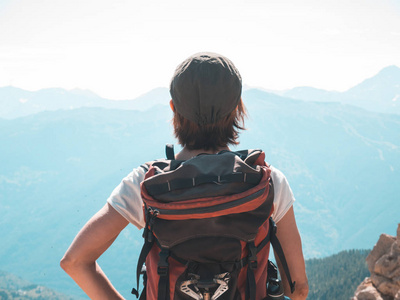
[60,52,309,300]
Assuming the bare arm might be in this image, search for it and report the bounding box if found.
[60,203,129,300]
[274,206,309,300]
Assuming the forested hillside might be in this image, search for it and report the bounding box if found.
[306,249,370,300]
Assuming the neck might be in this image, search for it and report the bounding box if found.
[175,146,231,160]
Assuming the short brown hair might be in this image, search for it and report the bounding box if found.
[172,99,247,151]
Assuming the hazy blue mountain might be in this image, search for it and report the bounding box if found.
[0,87,110,119]
[0,89,399,299]
[279,86,340,103]
[1,65,399,120]
[344,65,400,113]
[0,86,170,119]
[242,89,400,257]
[0,106,175,299]
[280,65,400,114]
[113,87,170,111]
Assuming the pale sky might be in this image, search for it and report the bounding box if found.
[0,0,399,100]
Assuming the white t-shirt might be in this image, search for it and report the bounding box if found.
[107,165,295,229]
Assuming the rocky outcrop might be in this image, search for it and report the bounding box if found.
[353,224,400,300]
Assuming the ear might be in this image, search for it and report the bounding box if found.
[169,100,175,112]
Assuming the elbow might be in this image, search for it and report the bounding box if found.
[299,284,309,298]
[294,282,309,300]
[60,254,73,273]
[60,252,95,276]
[60,254,83,275]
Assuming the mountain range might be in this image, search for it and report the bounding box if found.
[0,86,168,119]
[1,65,399,118]
[0,66,399,299]
[279,65,400,115]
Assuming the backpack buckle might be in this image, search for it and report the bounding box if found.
[249,260,258,269]
[247,242,258,270]
[157,248,170,276]
[157,266,168,276]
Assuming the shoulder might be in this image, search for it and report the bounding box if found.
[106,165,148,229]
[268,165,295,223]
[269,165,290,188]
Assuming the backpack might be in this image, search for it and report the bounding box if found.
[132,145,295,300]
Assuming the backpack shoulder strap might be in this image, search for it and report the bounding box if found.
[165,144,175,160]
[269,218,296,293]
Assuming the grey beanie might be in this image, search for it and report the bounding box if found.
[170,52,242,125]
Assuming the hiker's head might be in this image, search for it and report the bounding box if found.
[170,52,246,151]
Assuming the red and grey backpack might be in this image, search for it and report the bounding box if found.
[132,145,295,300]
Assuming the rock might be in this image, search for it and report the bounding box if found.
[367,234,396,273]
[397,225,400,241]
[371,273,387,290]
[374,252,400,278]
[395,290,400,300]
[378,280,400,298]
[354,224,400,300]
[371,273,400,298]
[353,278,384,300]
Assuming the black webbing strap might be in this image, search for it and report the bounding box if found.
[132,238,154,297]
[146,172,262,195]
[240,218,295,295]
[256,225,272,253]
[240,222,271,268]
[157,248,170,300]
[139,268,147,300]
[245,241,257,300]
[269,218,296,294]
[165,144,175,160]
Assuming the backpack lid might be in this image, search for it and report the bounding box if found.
[141,149,272,220]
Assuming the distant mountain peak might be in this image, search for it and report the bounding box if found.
[366,65,400,83]
[378,65,400,74]
[135,87,169,98]
[69,88,102,99]
[37,87,66,93]
[349,65,400,91]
